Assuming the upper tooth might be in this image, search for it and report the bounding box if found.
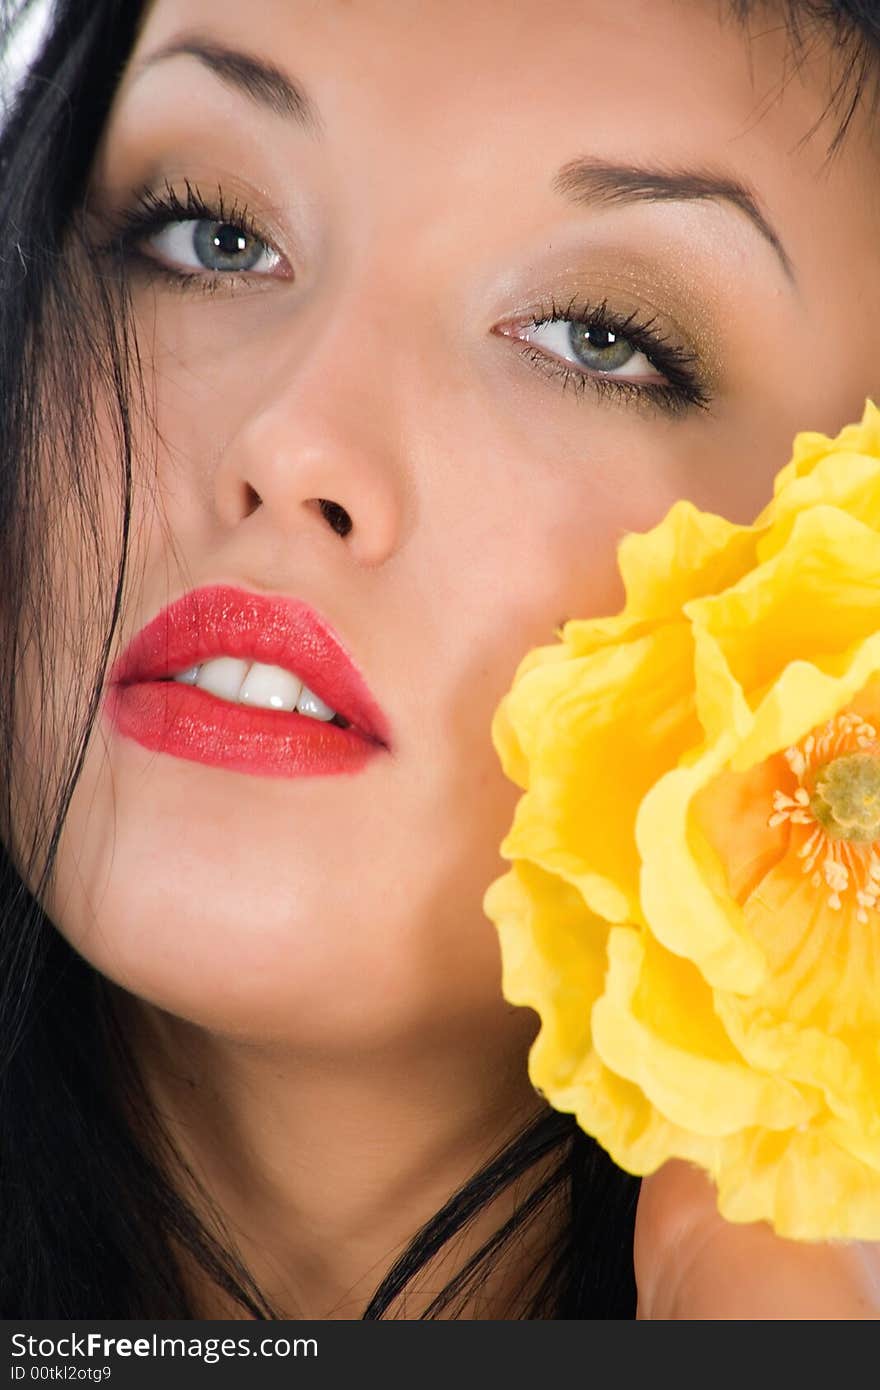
[195,657,249,702]
[174,659,340,722]
[296,683,336,721]
[239,662,303,712]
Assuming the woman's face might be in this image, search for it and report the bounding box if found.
[33,0,880,1052]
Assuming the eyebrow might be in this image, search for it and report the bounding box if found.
[132,43,793,281]
[135,35,323,134]
[552,158,795,282]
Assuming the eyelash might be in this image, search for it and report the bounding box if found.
[103,182,710,415]
[516,294,710,416]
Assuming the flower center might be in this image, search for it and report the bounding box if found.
[810,752,880,842]
[769,712,880,921]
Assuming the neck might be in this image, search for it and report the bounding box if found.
[121,995,550,1318]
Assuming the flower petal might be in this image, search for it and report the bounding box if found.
[715,1125,880,1240]
[686,506,880,749]
[484,859,607,1092]
[591,927,811,1136]
[499,627,701,922]
[562,499,757,655]
[760,398,880,504]
[637,739,768,991]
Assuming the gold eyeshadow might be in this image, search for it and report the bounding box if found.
[501,249,728,397]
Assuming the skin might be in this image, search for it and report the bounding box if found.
[20,0,880,1315]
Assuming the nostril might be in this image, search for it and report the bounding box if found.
[244,483,262,515]
[317,498,353,538]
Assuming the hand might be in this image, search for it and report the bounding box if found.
[634,1159,880,1319]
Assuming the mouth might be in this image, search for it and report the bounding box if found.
[104,583,392,778]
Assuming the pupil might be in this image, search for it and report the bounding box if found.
[589,327,615,349]
[213,224,247,256]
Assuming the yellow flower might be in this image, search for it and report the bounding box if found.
[484,400,880,1240]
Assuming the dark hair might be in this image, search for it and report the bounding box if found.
[0,0,876,1319]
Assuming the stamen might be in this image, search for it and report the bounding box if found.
[768,712,880,916]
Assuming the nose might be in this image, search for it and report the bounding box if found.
[211,302,411,570]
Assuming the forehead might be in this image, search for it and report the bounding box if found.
[122,0,877,281]
[131,0,842,150]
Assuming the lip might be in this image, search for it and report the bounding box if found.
[103,583,391,778]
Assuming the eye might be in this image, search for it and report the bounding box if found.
[144,219,284,277]
[515,316,665,383]
[492,294,710,415]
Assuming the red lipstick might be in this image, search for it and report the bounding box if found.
[104,584,391,777]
